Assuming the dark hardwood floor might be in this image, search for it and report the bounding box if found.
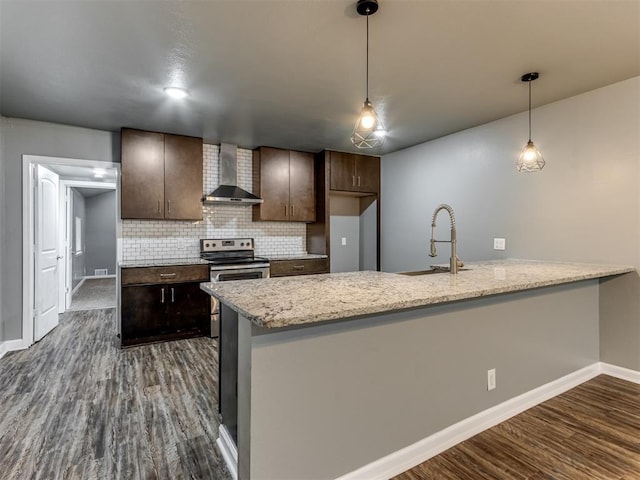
[0,308,231,480]
[2,309,639,480]
[394,374,640,480]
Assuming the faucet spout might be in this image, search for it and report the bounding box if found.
[429,204,461,274]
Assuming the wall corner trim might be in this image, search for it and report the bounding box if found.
[600,362,640,384]
[336,363,605,480]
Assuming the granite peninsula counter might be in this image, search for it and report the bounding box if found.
[202,259,635,480]
[200,259,634,329]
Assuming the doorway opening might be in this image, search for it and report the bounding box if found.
[22,155,120,345]
[62,181,117,312]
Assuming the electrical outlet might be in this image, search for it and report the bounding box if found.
[493,238,506,251]
[487,369,496,391]
[341,237,347,246]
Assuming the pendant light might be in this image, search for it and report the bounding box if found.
[351,0,385,149]
[516,72,545,172]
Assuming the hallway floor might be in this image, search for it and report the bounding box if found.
[68,277,116,311]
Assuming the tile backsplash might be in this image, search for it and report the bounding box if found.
[121,144,307,261]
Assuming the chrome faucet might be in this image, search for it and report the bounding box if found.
[429,204,462,274]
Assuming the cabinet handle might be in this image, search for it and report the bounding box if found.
[161,287,165,304]
[157,200,161,213]
[358,176,361,187]
[160,273,177,278]
[293,265,305,270]
[352,175,356,186]
[285,205,288,217]
[171,287,175,303]
[167,199,171,213]
[291,205,295,217]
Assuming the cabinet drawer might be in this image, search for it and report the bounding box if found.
[121,265,209,285]
[270,258,329,277]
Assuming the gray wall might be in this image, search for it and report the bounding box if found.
[85,190,117,276]
[243,281,600,479]
[71,188,86,289]
[0,117,118,340]
[330,195,360,273]
[330,195,378,273]
[359,198,377,271]
[0,120,5,340]
[380,76,640,369]
[330,217,360,272]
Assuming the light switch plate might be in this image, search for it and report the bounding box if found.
[341,237,347,246]
[493,238,506,250]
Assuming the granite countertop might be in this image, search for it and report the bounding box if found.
[266,254,328,261]
[200,259,635,329]
[120,258,210,268]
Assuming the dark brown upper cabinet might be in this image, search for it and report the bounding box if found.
[252,147,315,222]
[329,151,380,194]
[121,128,203,220]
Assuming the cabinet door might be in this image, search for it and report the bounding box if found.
[289,151,315,222]
[167,282,210,334]
[253,147,291,221]
[329,151,356,191]
[121,129,165,219]
[355,155,380,193]
[164,134,203,220]
[121,285,168,342]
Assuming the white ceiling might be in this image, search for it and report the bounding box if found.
[44,163,118,183]
[1,1,639,155]
[73,187,115,198]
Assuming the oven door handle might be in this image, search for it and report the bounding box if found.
[211,268,270,282]
[209,263,270,273]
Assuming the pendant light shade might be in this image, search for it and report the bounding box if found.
[351,0,385,149]
[516,72,544,172]
[352,99,385,148]
[518,140,545,172]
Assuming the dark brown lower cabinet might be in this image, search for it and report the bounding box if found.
[270,257,329,277]
[121,266,210,347]
[121,285,168,342]
[167,282,210,332]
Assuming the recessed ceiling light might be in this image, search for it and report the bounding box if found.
[163,86,190,99]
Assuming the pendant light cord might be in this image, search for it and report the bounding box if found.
[528,79,532,142]
[366,12,369,100]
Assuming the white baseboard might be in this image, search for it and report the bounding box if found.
[0,339,27,360]
[71,277,86,296]
[337,363,603,480]
[600,362,640,384]
[216,424,238,480]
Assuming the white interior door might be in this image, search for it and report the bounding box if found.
[35,165,60,341]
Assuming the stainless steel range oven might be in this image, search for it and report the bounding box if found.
[200,238,270,337]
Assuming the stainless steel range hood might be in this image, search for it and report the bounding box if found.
[203,143,263,205]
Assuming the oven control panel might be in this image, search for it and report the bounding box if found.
[200,238,254,252]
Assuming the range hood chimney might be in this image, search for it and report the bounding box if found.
[203,143,263,205]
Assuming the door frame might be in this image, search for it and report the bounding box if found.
[22,155,120,348]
